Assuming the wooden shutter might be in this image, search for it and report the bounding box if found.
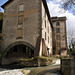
[19,4,24,12]
[18,16,23,24]
[17,28,22,39]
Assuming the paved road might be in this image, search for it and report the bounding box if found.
[0,59,61,75]
[27,65,61,75]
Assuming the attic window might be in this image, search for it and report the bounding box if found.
[19,4,24,12]
[56,22,60,26]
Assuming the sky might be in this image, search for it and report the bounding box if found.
[0,0,8,12]
[0,0,75,38]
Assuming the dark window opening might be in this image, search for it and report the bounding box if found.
[23,46,26,53]
[45,20,46,28]
[56,22,60,26]
[56,28,60,33]
[45,32,46,40]
[48,36,49,43]
[13,46,18,52]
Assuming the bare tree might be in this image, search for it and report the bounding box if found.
[60,0,75,11]
[67,29,75,55]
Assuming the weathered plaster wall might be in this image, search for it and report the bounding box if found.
[41,1,52,55]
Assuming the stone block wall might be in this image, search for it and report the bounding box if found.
[1,0,41,54]
[61,59,75,75]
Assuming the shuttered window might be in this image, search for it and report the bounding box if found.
[18,16,23,24]
[17,28,22,39]
[19,4,24,12]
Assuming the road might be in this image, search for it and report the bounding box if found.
[27,65,61,75]
[22,59,61,75]
[0,59,61,75]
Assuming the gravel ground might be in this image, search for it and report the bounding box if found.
[0,69,25,75]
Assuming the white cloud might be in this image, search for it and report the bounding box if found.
[47,1,75,37]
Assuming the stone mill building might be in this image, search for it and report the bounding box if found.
[1,0,53,64]
[51,17,67,56]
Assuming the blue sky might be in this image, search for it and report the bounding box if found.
[0,0,8,12]
[0,0,75,41]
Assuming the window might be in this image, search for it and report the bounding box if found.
[18,15,23,24]
[19,4,24,12]
[56,35,60,40]
[48,36,49,43]
[17,28,22,39]
[56,28,60,33]
[56,22,60,26]
[45,32,46,40]
[48,27,49,33]
[45,20,46,28]
[13,46,18,52]
[23,46,26,53]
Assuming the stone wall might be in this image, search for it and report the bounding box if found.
[61,59,75,75]
[19,57,53,67]
[1,0,41,53]
[51,17,67,55]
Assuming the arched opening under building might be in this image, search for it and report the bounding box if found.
[5,44,34,58]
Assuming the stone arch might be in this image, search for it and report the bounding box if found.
[3,41,35,58]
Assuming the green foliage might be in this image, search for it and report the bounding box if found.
[0,12,3,20]
[68,39,75,56]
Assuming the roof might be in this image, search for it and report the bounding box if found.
[51,16,67,22]
[1,0,53,29]
[42,0,53,29]
[1,0,13,9]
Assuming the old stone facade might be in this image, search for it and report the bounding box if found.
[1,0,53,64]
[51,17,67,55]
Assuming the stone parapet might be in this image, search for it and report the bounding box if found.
[61,59,75,75]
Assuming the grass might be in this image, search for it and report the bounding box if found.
[19,56,56,61]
